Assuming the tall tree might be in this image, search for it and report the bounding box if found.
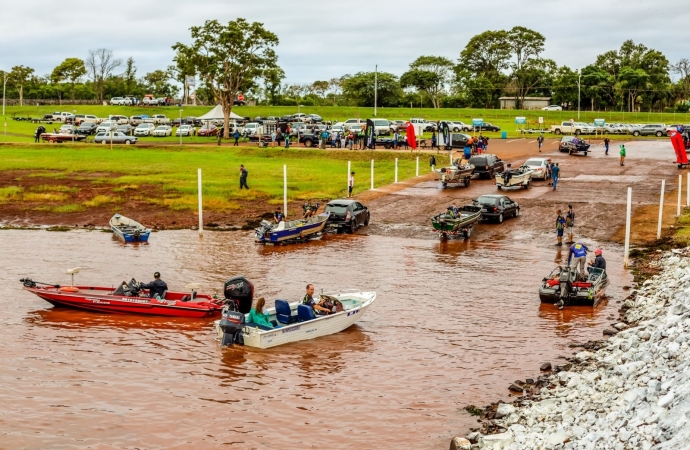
[312,80,329,105]
[51,58,86,101]
[262,66,285,105]
[513,58,557,106]
[672,58,690,104]
[327,77,343,106]
[400,56,453,108]
[341,71,402,107]
[551,66,578,108]
[506,26,546,108]
[123,57,138,95]
[459,30,511,82]
[85,49,122,102]
[143,70,176,96]
[173,19,279,138]
[9,65,35,106]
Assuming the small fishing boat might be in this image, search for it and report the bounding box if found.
[215,289,376,349]
[20,275,254,318]
[539,266,610,309]
[254,212,330,244]
[431,205,482,238]
[434,162,475,188]
[110,213,151,242]
[495,164,533,190]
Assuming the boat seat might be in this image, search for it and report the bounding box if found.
[297,304,316,322]
[246,322,274,331]
[275,299,297,324]
[546,279,559,287]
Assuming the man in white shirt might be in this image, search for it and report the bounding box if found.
[348,172,355,198]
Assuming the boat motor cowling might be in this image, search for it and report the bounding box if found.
[224,276,254,314]
[219,301,245,346]
[557,266,576,309]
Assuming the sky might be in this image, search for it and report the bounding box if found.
[1,0,689,84]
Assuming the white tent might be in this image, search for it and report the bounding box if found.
[196,104,243,121]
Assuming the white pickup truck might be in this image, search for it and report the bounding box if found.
[550,121,595,135]
[108,115,130,125]
[150,114,171,125]
[46,112,75,122]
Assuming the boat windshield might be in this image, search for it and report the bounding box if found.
[325,204,349,214]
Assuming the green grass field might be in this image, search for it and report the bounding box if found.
[2,105,688,144]
[0,145,423,213]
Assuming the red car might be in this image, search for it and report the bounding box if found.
[198,124,218,137]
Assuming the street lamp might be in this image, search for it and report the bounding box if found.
[72,110,76,144]
[577,70,582,121]
[2,71,8,117]
[179,109,183,146]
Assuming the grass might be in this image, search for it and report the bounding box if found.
[0,144,422,213]
[2,105,687,144]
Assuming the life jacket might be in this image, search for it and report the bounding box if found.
[571,243,587,258]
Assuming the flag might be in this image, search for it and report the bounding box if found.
[406,122,417,150]
[670,129,688,165]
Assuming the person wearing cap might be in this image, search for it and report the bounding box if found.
[588,248,606,273]
[568,242,589,281]
[565,204,575,244]
[140,272,168,299]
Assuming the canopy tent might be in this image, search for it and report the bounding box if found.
[196,104,243,121]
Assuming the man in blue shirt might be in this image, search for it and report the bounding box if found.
[568,242,589,280]
[551,163,560,191]
[302,284,330,315]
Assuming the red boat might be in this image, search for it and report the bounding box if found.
[20,277,241,318]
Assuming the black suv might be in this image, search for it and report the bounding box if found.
[473,194,520,223]
[468,154,505,179]
[324,199,370,233]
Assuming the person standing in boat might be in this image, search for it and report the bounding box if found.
[568,242,589,281]
[302,284,330,315]
[274,207,284,223]
[140,272,168,299]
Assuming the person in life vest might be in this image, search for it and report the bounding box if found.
[568,242,589,281]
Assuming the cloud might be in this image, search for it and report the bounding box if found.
[0,0,688,82]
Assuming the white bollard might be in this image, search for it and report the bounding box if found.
[371,159,374,190]
[416,157,419,177]
[197,168,203,237]
[431,165,435,172]
[347,161,351,196]
[624,187,632,268]
[395,158,398,183]
[283,165,287,217]
[679,175,682,216]
[658,180,665,240]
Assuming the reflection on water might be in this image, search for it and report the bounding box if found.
[0,230,630,449]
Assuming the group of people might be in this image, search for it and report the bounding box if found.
[245,284,337,330]
[567,242,606,281]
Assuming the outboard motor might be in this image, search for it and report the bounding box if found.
[557,266,576,309]
[255,220,273,241]
[224,276,254,314]
[218,300,245,346]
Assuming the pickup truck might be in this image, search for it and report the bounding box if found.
[410,118,437,132]
[44,112,75,122]
[150,114,171,125]
[108,115,130,125]
[550,121,595,135]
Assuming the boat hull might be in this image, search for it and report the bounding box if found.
[25,286,222,318]
[215,291,376,349]
[256,213,329,244]
[110,214,151,242]
[431,211,481,236]
[538,280,609,307]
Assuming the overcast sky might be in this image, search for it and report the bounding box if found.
[1,0,688,84]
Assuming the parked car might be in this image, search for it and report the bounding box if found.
[324,199,370,233]
[152,125,172,137]
[116,124,133,135]
[523,157,551,180]
[76,122,98,135]
[473,194,520,223]
[73,114,99,125]
[175,125,195,136]
[198,124,218,137]
[449,121,470,132]
[150,114,171,125]
[242,122,263,136]
[343,118,365,130]
[308,114,323,123]
[631,124,667,137]
[468,154,505,179]
[370,119,391,136]
[108,115,130,125]
[474,122,500,132]
[110,97,132,106]
[390,120,407,131]
[329,125,346,135]
[550,121,595,135]
[142,97,158,106]
[233,98,246,106]
[94,132,138,145]
[292,113,310,122]
[134,123,156,136]
[96,121,118,134]
[541,105,563,111]
[59,124,75,134]
[349,124,364,134]
[299,132,328,147]
[409,118,437,132]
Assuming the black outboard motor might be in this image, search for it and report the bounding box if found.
[557,266,576,309]
[224,276,254,314]
[218,300,246,346]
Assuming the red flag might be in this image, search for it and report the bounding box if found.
[406,122,417,150]
[669,129,688,165]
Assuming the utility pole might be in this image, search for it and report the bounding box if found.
[2,72,8,117]
[577,70,581,120]
[374,65,378,117]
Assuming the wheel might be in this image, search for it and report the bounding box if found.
[453,127,459,132]
[488,169,494,179]
[464,178,470,187]
[555,129,562,135]
[574,130,580,136]
[656,131,663,137]
[465,227,472,238]
[515,208,520,217]
[125,140,131,145]
[569,150,573,155]
[349,221,356,234]
[364,213,370,226]
[633,131,640,137]
[442,182,447,188]
[101,140,106,145]
[304,139,313,148]
[497,213,504,223]
[497,184,502,190]
[584,151,587,156]
[524,180,530,189]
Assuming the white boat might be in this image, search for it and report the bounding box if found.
[495,164,534,190]
[214,290,376,349]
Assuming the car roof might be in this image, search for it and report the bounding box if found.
[326,199,357,205]
[525,157,549,162]
[477,194,506,199]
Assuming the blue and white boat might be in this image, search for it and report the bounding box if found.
[110,213,151,242]
[254,212,330,244]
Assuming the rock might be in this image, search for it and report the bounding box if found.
[508,383,524,393]
[658,390,674,408]
[449,436,471,450]
[555,363,572,372]
[496,403,516,417]
[614,322,628,330]
[540,362,552,371]
[546,426,569,445]
[479,431,513,448]
[466,432,479,444]
[525,378,534,384]
[604,328,619,336]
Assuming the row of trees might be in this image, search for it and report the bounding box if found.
[3,22,689,117]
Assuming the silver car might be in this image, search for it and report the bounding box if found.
[134,123,155,136]
[94,132,138,145]
[631,124,667,137]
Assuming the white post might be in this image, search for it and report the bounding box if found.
[374,65,378,117]
[370,159,374,190]
[416,156,419,177]
[431,165,435,172]
[197,168,203,237]
[678,175,682,216]
[347,160,351,196]
[395,158,398,183]
[658,180,665,240]
[624,187,632,268]
[283,165,287,217]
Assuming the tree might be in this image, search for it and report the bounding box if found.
[619,67,649,112]
[312,80,329,105]
[581,65,611,111]
[262,66,285,105]
[672,58,690,104]
[459,30,510,82]
[341,71,402,107]
[9,66,35,106]
[85,49,122,102]
[123,57,138,95]
[173,19,279,138]
[143,70,176,97]
[513,58,557,106]
[551,66,578,108]
[327,77,343,105]
[51,58,87,101]
[399,56,453,108]
[506,26,546,108]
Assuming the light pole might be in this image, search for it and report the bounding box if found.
[179,109,183,146]
[2,71,8,117]
[374,65,378,117]
[72,110,76,144]
[577,70,582,120]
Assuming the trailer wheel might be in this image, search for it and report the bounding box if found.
[464,227,472,238]
[304,139,313,148]
[101,140,107,145]
[442,182,447,188]
[524,180,530,189]
[584,151,587,156]
[464,178,470,187]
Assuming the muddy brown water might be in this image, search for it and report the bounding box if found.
[0,227,630,449]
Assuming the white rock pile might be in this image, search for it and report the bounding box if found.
[463,251,690,450]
